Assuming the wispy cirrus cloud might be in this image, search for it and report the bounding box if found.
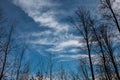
[55,54,99,64]
[113,0,120,13]
[47,39,85,52]
[12,0,69,33]
[11,0,97,62]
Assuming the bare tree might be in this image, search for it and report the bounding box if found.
[19,61,30,80]
[90,19,120,79]
[57,64,68,80]
[49,54,53,80]
[79,58,89,80]
[99,24,120,79]
[71,8,95,80]
[16,46,27,80]
[36,71,43,80]
[89,16,112,80]
[0,24,14,80]
[99,0,120,32]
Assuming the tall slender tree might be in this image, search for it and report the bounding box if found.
[71,8,95,80]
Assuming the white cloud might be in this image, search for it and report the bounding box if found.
[13,0,59,10]
[29,38,54,45]
[47,39,85,52]
[11,0,87,62]
[112,0,120,13]
[12,0,68,33]
[55,54,99,63]
[68,49,80,53]
[33,11,69,32]
[9,0,107,67]
[56,54,102,66]
[12,0,78,54]
[28,29,83,53]
[55,54,96,59]
[59,40,80,47]
[31,30,52,37]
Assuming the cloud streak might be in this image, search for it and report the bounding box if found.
[11,0,97,62]
[12,0,68,33]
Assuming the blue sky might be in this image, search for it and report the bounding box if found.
[0,0,99,74]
